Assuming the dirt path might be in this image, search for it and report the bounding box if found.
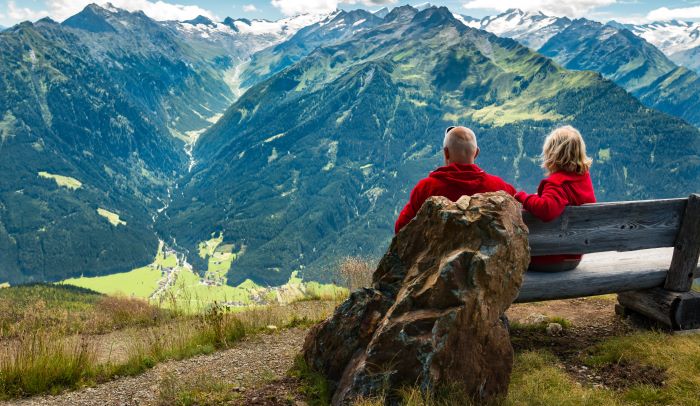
[5,297,627,405]
[7,328,309,406]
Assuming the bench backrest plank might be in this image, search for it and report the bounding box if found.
[525,198,687,256]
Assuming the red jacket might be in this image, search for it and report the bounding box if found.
[515,171,596,265]
[395,163,516,233]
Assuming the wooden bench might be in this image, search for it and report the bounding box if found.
[517,194,700,330]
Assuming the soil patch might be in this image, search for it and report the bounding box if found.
[565,361,667,390]
[509,297,668,391]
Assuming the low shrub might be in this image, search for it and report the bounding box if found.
[338,257,375,291]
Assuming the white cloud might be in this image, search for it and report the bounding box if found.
[243,4,259,12]
[462,0,618,18]
[60,1,216,21]
[646,6,700,21]
[1,1,217,24]
[271,0,338,15]
[270,0,396,16]
[7,0,48,21]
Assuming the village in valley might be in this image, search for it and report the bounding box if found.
[61,234,342,310]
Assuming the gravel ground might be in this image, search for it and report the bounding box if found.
[6,328,309,406]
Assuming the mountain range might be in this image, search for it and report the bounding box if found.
[623,20,700,73]
[464,9,700,127]
[1,4,699,287]
[464,9,700,75]
[164,6,700,285]
[0,3,326,284]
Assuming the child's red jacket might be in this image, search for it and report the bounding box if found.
[515,171,596,265]
[395,163,516,233]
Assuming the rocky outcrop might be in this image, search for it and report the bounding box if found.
[303,192,530,404]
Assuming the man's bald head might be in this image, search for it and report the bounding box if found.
[443,126,479,165]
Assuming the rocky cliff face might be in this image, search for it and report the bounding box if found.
[303,192,530,404]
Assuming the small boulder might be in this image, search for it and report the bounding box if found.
[303,192,530,404]
[546,322,563,336]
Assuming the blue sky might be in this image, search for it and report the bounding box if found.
[2,0,700,27]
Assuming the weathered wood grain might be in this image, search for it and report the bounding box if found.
[617,288,679,328]
[617,289,700,330]
[515,248,683,303]
[675,291,700,330]
[665,194,700,292]
[525,198,686,256]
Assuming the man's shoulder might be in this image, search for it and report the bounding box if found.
[481,171,515,194]
[411,176,437,194]
[481,171,510,186]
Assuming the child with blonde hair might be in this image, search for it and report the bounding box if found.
[515,125,596,272]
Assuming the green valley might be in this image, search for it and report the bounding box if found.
[60,239,343,311]
[1,3,700,298]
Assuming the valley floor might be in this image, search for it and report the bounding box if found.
[8,295,694,406]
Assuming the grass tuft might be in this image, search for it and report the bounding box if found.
[289,355,332,406]
[157,371,241,406]
[0,332,97,399]
[510,316,572,333]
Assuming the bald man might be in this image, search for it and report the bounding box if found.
[395,126,516,233]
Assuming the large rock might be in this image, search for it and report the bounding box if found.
[302,192,530,404]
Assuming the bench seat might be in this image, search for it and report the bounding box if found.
[515,248,698,303]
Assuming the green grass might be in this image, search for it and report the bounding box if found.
[330,328,700,406]
[96,208,126,226]
[61,266,162,298]
[198,234,224,259]
[0,284,168,338]
[37,171,82,190]
[506,351,620,406]
[59,240,344,311]
[0,332,97,399]
[158,371,242,405]
[0,283,101,309]
[510,316,572,333]
[290,356,332,406]
[0,285,338,401]
[164,269,256,309]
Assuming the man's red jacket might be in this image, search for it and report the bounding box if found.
[515,171,596,265]
[395,163,516,233]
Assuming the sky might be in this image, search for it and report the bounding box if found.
[1,0,700,27]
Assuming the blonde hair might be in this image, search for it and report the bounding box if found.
[541,126,592,175]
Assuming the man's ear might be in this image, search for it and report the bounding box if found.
[443,147,450,161]
[474,147,480,160]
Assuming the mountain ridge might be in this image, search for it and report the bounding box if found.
[164,6,700,286]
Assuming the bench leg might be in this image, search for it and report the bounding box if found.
[617,288,700,330]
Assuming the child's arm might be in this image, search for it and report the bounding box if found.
[515,182,569,222]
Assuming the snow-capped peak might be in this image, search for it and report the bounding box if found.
[626,20,700,56]
[171,10,335,42]
[467,9,572,49]
[373,7,389,18]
